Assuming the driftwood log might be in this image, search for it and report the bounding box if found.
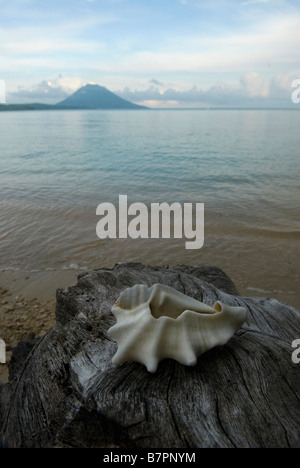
[0,263,300,448]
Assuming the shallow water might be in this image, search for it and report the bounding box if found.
[0,109,299,306]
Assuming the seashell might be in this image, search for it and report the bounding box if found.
[108,283,247,373]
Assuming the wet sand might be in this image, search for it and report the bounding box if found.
[0,269,80,383]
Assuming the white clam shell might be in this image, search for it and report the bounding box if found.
[108,283,247,373]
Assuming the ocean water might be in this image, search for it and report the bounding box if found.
[0,109,299,305]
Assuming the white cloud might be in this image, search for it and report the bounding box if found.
[240,72,270,97]
[1,9,299,79]
[118,72,297,108]
[6,71,297,107]
[271,72,294,92]
[102,14,300,75]
[53,76,87,94]
[2,39,105,55]
[7,76,86,104]
[0,13,117,58]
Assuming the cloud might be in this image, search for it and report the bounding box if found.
[7,76,86,104]
[105,14,300,76]
[0,14,116,60]
[149,79,165,87]
[1,38,105,55]
[1,8,299,81]
[118,72,297,108]
[240,72,270,97]
[6,71,298,108]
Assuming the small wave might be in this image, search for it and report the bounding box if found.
[0,266,21,272]
[247,286,296,296]
[247,286,272,294]
[62,263,88,270]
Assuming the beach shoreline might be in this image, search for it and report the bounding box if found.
[0,268,81,383]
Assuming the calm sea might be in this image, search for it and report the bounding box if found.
[0,109,299,305]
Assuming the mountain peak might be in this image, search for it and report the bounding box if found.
[56,84,147,110]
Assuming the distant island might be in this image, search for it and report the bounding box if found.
[0,84,148,111]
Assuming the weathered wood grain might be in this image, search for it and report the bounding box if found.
[0,263,299,448]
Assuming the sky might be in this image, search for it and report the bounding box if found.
[0,0,300,108]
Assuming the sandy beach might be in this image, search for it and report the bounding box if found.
[0,269,80,383]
